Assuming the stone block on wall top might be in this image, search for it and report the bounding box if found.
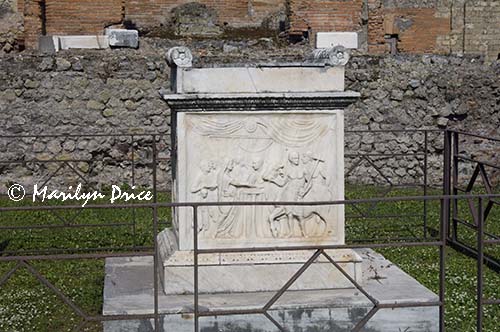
[105,29,139,49]
[316,32,359,49]
[38,36,60,54]
[58,35,109,50]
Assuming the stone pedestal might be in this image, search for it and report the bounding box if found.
[158,229,362,295]
[159,46,363,296]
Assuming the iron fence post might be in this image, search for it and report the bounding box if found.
[423,130,428,239]
[193,206,199,332]
[443,130,452,241]
[152,135,160,331]
[132,134,137,248]
[452,131,459,241]
[439,198,447,332]
[477,197,484,332]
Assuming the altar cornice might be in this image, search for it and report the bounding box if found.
[161,91,361,112]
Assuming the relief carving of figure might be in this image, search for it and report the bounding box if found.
[192,151,330,241]
[215,158,256,238]
[300,151,330,237]
[241,158,266,237]
[263,151,330,238]
[191,160,218,235]
[264,151,307,238]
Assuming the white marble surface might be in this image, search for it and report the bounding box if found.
[58,35,110,49]
[175,110,345,250]
[176,66,344,93]
[103,249,439,332]
[316,32,359,49]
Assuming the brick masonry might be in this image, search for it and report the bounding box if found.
[288,0,364,43]
[44,0,123,35]
[126,0,285,29]
[7,1,500,61]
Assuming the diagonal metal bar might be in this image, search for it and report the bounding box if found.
[72,319,88,332]
[0,261,22,287]
[483,200,495,223]
[40,161,87,226]
[38,162,66,189]
[51,161,109,226]
[263,311,287,332]
[20,260,88,319]
[345,157,368,218]
[49,205,86,226]
[321,251,379,306]
[49,209,75,226]
[64,162,92,187]
[353,155,395,217]
[365,184,393,217]
[477,163,496,221]
[351,306,378,332]
[364,155,394,187]
[466,197,479,226]
[456,154,500,170]
[345,156,363,178]
[452,218,500,240]
[345,193,369,218]
[262,249,323,311]
[478,164,493,195]
[465,164,481,193]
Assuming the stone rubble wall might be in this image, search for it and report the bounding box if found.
[0,38,498,192]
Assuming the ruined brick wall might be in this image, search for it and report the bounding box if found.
[19,0,42,49]
[125,0,285,29]
[450,0,500,63]
[10,0,500,61]
[288,0,364,41]
[0,0,23,53]
[367,0,451,54]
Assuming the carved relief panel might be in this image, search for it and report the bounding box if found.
[175,111,345,250]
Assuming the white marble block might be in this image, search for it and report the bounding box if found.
[316,32,359,49]
[157,108,359,295]
[175,110,345,250]
[58,35,110,50]
[176,66,345,94]
[106,29,139,48]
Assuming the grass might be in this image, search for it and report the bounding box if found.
[0,186,498,332]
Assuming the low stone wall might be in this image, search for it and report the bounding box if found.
[0,38,498,191]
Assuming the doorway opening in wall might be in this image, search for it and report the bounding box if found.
[289,29,309,44]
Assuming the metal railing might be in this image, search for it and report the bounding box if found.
[444,130,500,272]
[0,129,498,331]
